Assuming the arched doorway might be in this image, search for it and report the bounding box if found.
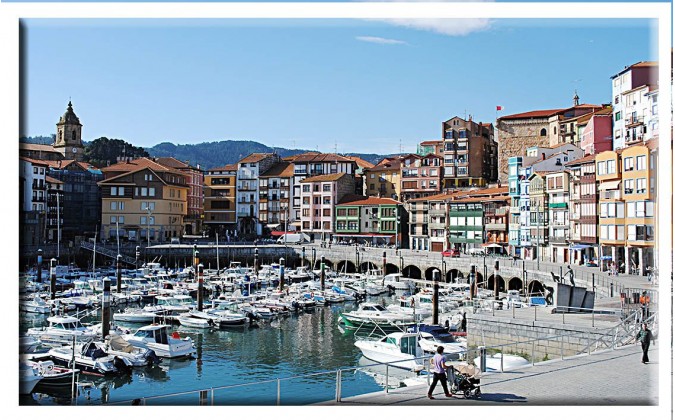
[403,265,421,279]
[486,274,506,293]
[507,277,523,291]
[424,267,441,281]
[336,260,357,274]
[385,263,399,275]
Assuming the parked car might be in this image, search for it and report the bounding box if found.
[442,249,460,257]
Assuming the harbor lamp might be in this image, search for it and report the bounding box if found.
[302,246,306,268]
[356,248,360,274]
[279,257,285,291]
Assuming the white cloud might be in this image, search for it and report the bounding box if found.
[377,18,492,37]
[362,0,494,37]
[356,35,408,45]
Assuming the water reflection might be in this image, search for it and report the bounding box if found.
[20,295,400,405]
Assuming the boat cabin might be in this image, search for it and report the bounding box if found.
[47,316,86,330]
[133,325,170,344]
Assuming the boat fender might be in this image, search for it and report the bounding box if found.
[310,292,314,298]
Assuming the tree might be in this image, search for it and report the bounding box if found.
[84,137,149,168]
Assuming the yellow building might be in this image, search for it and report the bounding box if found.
[620,141,657,274]
[204,164,238,236]
[99,158,189,243]
[363,158,401,200]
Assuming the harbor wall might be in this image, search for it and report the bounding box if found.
[466,314,616,362]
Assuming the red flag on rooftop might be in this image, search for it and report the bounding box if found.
[496,105,503,111]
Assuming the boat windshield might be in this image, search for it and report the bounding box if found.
[400,336,416,355]
[362,304,386,312]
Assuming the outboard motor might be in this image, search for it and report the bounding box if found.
[113,356,133,374]
[146,350,161,366]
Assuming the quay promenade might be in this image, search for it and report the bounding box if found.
[321,342,660,406]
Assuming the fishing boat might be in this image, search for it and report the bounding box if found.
[94,334,162,366]
[122,324,196,358]
[21,358,79,388]
[204,303,250,328]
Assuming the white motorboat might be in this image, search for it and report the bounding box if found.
[354,332,425,371]
[19,335,41,353]
[21,358,78,388]
[122,324,195,358]
[417,332,466,358]
[95,333,162,366]
[113,307,158,323]
[48,341,132,375]
[339,303,416,331]
[26,315,98,346]
[144,294,194,313]
[19,362,43,394]
[20,295,52,314]
[382,273,416,291]
[364,282,389,296]
[178,311,215,329]
[199,305,250,328]
[474,353,530,372]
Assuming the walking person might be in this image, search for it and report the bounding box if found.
[427,346,452,399]
[636,323,653,364]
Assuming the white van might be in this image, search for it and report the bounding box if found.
[276,233,310,244]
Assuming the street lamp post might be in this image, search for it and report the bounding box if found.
[144,206,152,263]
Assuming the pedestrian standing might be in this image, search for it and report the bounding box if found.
[636,323,653,364]
[427,346,452,399]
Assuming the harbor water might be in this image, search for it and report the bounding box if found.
[20,294,418,405]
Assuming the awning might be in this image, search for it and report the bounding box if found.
[290,221,302,227]
[570,244,592,250]
[483,243,503,248]
[266,224,280,229]
[598,180,621,190]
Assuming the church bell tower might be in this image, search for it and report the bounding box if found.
[54,100,84,160]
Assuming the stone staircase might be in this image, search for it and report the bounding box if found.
[79,241,138,265]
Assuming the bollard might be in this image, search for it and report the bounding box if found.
[610,282,613,297]
[478,346,487,373]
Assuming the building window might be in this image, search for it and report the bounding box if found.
[149,187,156,197]
[636,178,647,194]
[540,128,547,136]
[636,155,646,171]
[141,187,148,196]
[624,157,634,171]
[624,179,634,194]
[615,111,621,121]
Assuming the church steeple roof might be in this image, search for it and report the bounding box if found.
[57,100,82,126]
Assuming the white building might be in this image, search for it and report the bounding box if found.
[235,153,280,236]
[610,61,658,150]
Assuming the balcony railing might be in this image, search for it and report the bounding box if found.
[509,206,520,214]
[485,223,507,231]
[495,207,508,216]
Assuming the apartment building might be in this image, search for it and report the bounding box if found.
[20,158,49,246]
[236,153,280,236]
[595,149,624,271]
[399,153,443,201]
[441,116,497,189]
[417,140,443,156]
[334,196,405,247]
[287,152,357,227]
[299,172,355,242]
[566,154,599,265]
[578,107,613,155]
[621,142,657,274]
[610,61,658,150]
[362,158,401,200]
[528,172,549,262]
[99,157,189,242]
[407,192,453,251]
[545,170,571,263]
[155,157,204,236]
[259,162,294,231]
[204,164,237,236]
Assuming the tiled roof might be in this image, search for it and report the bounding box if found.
[155,157,202,171]
[286,152,355,163]
[565,154,597,166]
[419,140,442,146]
[101,157,183,174]
[260,162,294,178]
[338,196,401,206]
[345,156,375,169]
[463,186,508,196]
[45,176,63,184]
[238,153,276,164]
[19,143,57,152]
[611,61,658,79]
[368,160,402,171]
[208,164,238,172]
[644,138,658,150]
[19,157,49,166]
[498,109,564,120]
[300,172,350,183]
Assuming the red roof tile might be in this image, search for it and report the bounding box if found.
[338,195,401,206]
[345,156,375,169]
[260,162,294,178]
[238,153,276,164]
[498,109,564,120]
[300,172,350,183]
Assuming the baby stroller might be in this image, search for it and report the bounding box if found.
[449,364,481,398]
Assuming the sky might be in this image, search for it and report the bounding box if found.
[22,18,658,155]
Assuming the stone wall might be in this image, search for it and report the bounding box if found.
[496,119,550,180]
[467,315,612,362]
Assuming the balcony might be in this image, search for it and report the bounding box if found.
[429,208,445,216]
[495,207,508,216]
[600,191,621,200]
[509,223,521,232]
[485,223,507,231]
[429,222,445,229]
[549,236,569,245]
[509,206,520,214]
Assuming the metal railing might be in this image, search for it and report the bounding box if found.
[105,311,654,406]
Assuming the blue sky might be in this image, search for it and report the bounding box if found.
[22,18,657,155]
